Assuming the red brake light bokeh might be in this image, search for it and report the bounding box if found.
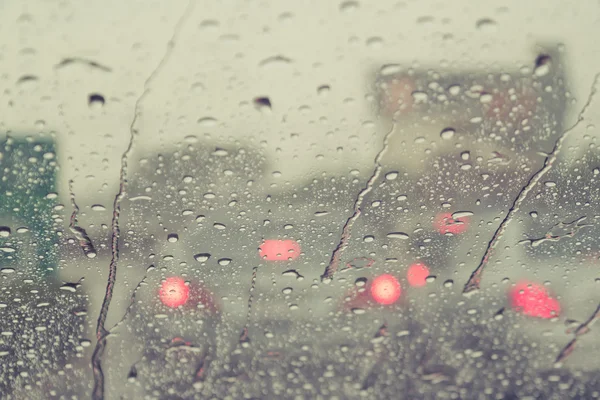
[159,277,190,308]
[370,274,402,305]
[407,263,429,287]
[259,239,301,261]
[434,212,469,235]
[510,281,560,319]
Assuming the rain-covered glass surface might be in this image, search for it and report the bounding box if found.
[1,1,600,399]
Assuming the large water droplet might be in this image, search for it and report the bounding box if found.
[194,253,211,262]
[476,18,497,32]
[218,258,232,266]
[88,93,105,109]
[440,127,455,140]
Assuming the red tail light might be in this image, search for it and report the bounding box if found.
[159,277,190,308]
[510,281,560,319]
[434,212,469,235]
[407,263,430,287]
[259,239,301,261]
[370,274,402,305]
[159,277,219,314]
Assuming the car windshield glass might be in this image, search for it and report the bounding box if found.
[1,1,600,399]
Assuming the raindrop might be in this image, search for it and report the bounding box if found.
[0,227,10,237]
[351,308,366,315]
[444,279,454,288]
[282,287,293,294]
[451,211,473,219]
[258,55,292,68]
[91,204,106,211]
[355,277,367,287]
[317,85,330,96]
[386,232,409,240]
[88,93,105,109]
[366,37,384,49]
[253,97,272,112]
[198,117,218,127]
[363,235,374,243]
[213,223,226,230]
[194,253,211,262]
[448,85,461,95]
[479,93,493,103]
[16,75,38,89]
[440,127,455,140]
[534,54,551,77]
[412,91,428,103]
[385,171,398,180]
[476,18,497,32]
[167,233,179,243]
[339,1,359,13]
[380,64,402,76]
[218,258,232,266]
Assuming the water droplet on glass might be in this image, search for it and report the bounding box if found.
[88,93,105,109]
[476,18,497,32]
[386,232,409,240]
[0,227,10,237]
[412,91,428,103]
[380,64,402,76]
[339,0,359,13]
[194,253,211,262]
[534,54,551,77]
[444,279,454,288]
[440,127,455,140]
[167,233,179,243]
[385,171,398,180]
[258,55,292,69]
[198,117,218,127]
[479,93,493,103]
[317,85,330,96]
[218,258,232,266]
[355,277,367,287]
[253,96,272,113]
[448,85,461,95]
[366,37,384,49]
[451,211,473,219]
[213,223,226,230]
[363,235,374,243]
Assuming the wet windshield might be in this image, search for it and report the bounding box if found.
[1,1,600,399]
